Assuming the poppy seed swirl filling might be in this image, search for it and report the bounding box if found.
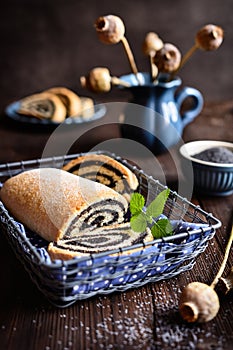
[53,224,149,254]
[64,199,127,238]
[28,99,55,118]
[67,161,130,193]
[62,154,139,199]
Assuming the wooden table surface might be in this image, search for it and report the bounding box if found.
[0,97,232,350]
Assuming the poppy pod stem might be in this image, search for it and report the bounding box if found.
[210,224,233,289]
[121,36,140,82]
[111,76,130,87]
[120,36,138,75]
[142,32,163,82]
[149,55,158,82]
[170,44,198,80]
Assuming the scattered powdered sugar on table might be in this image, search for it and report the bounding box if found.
[86,291,155,349]
[28,285,232,350]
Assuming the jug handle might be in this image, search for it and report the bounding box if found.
[175,87,204,128]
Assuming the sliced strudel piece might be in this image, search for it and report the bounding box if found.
[63,154,139,200]
[45,87,82,117]
[48,224,153,260]
[17,92,67,122]
[0,168,128,242]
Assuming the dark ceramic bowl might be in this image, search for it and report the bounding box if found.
[179,140,233,196]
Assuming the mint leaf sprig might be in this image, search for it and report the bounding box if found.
[129,189,173,239]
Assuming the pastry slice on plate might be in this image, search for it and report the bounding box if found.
[17,92,67,122]
[45,87,82,117]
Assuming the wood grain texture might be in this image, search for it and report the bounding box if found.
[0,100,232,350]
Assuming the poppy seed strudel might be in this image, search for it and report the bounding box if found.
[63,154,139,200]
[45,87,82,117]
[0,168,129,242]
[17,92,67,122]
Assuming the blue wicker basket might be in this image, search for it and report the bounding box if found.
[0,151,221,307]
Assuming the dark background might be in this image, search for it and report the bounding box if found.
[0,0,232,113]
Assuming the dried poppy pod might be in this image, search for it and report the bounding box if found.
[95,15,125,44]
[81,67,111,93]
[154,43,181,73]
[142,32,163,57]
[195,24,224,51]
[94,14,139,77]
[80,67,130,93]
[179,224,233,323]
[171,23,224,79]
[179,282,220,323]
[218,266,233,295]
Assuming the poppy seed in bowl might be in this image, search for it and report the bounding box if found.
[180,140,233,197]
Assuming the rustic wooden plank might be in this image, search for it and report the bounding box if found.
[0,99,233,350]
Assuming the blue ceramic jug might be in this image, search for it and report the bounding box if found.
[119,72,203,155]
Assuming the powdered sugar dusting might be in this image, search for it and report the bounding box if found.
[2,287,232,349]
